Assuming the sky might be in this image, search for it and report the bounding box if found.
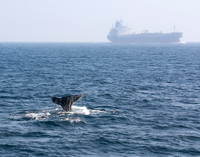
[0,0,200,42]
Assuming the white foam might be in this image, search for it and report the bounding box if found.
[54,105,107,116]
[60,117,81,123]
[23,105,107,121]
[25,112,51,120]
[90,109,107,115]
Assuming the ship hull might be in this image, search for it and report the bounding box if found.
[107,32,182,44]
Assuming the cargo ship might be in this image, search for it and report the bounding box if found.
[107,20,182,44]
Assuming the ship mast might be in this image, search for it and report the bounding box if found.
[173,24,176,32]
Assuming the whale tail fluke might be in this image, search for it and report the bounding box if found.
[51,94,86,111]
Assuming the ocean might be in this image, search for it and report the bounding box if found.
[0,43,200,156]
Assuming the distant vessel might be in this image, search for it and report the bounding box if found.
[107,20,183,44]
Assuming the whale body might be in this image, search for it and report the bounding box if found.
[52,94,86,111]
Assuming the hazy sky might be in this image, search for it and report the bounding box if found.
[0,0,200,42]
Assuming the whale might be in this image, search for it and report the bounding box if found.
[52,94,86,111]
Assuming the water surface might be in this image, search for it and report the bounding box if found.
[0,43,200,156]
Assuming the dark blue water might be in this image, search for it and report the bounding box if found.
[0,43,200,156]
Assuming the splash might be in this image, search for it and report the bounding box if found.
[70,106,90,115]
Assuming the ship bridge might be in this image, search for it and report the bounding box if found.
[108,20,131,36]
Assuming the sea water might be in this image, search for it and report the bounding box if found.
[0,43,200,156]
